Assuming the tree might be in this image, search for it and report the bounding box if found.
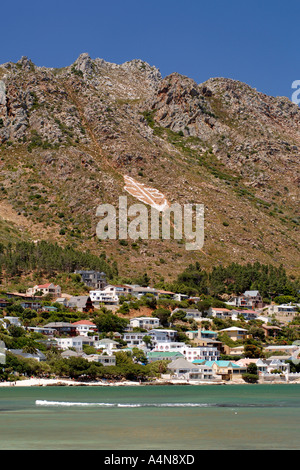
[152,308,171,327]
[94,312,129,333]
[142,335,152,349]
[244,341,264,358]
[242,362,259,383]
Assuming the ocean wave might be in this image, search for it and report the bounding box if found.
[35,400,211,408]
[35,400,287,408]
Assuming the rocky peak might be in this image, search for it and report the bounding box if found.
[72,53,95,76]
[17,56,35,71]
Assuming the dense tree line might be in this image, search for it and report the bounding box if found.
[0,349,168,383]
[0,241,118,279]
[164,261,299,300]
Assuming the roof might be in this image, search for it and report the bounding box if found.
[156,290,175,295]
[61,350,82,358]
[211,307,230,312]
[262,324,282,330]
[9,349,46,360]
[97,338,118,345]
[148,351,184,358]
[131,316,159,321]
[202,360,243,369]
[68,296,90,308]
[244,290,260,297]
[37,283,59,288]
[168,358,200,369]
[219,326,248,332]
[236,358,259,366]
[72,320,97,326]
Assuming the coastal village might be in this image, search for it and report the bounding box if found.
[1,269,300,386]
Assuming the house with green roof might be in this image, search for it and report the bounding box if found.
[192,360,247,381]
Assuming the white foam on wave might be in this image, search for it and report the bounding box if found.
[35,400,211,408]
[35,400,114,407]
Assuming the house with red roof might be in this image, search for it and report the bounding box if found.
[72,320,98,337]
[26,283,61,297]
[208,307,232,319]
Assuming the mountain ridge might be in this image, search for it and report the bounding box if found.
[0,53,299,282]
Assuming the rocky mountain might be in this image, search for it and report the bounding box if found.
[0,53,299,282]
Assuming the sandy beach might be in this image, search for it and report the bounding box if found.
[0,378,143,387]
[1,377,296,387]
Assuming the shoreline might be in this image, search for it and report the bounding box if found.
[0,377,299,387]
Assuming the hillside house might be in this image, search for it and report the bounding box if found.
[94,338,120,355]
[172,308,203,321]
[68,296,94,312]
[200,360,247,381]
[9,348,46,362]
[113,285,134,298]
[167,358,216,381]
[153,342,220,362]
[72,320,98,337]
[130,285,159,299]
[227,290,263,310]
[90,286,119,306]
[208,307,232,319]
[262,324,282,338]
[218,326,249,341]
[130,316,160,330]
[55,335,99,352]
[44,322,77,336]
[75,270,107,290]
[122,332,148,348]
[231,309,258,321]
[243,290,264,309]
[267,304,298,324]
[0,316,22,329]
[26,283,61,298]
[148,329,177,346]
[84,354,116,366]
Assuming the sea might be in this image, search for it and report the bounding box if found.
[0,384,299,452]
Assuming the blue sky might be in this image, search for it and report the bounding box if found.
[1,0,299,99]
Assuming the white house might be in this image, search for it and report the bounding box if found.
[130,317,160,330]
[153,341,220,362]
[94,338,120,355]
[72,320,98,337]
[0,316,22,329]
[148,329,178,346]
[130,285,159,299]
[55,335,98,352]
[90,285,119,306]
[264,344,300,356]
[84,354,116,366]
[167,357,216,381]
[113,285,134,298]
[231,309,258,321]
[122,332,148,349]
[267,304,298,324]
[208,307,232,319]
